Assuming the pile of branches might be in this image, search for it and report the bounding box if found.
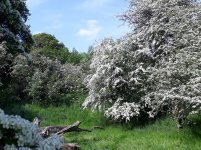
[33,117,103,150]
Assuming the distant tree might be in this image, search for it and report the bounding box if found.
[33,33,69,63]
[67,48,83,64]
[87,45,94,55]
[33,33,90,64]
[33,33,65,50]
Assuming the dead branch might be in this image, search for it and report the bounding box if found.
[35,121,92,137]
[55,121,92,136]
[32,117,103,150]
[32,117,103,136]
[61,143,80,150]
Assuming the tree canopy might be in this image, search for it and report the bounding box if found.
[0,0,33,54]
[32,33,69,63]
[33,33,65,50]
[0,0,33,88]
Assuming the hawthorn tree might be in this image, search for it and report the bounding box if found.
[83,0,201,127]
[127,0,201,127]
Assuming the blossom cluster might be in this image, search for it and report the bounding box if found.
[0,109,63,150]
[105,98,140,122]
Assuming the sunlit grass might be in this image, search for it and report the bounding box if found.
[3,98,201,150]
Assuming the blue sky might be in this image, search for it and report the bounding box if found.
[26,0,130,52]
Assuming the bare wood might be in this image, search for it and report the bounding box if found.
[77,128,92,132]
[33,117,41,127]
[62,143,80,150]
[31,118,104,149]
[40,125,67,137]
[35,121,92,137]
[33,117,103,135]
[55,121,92,136]
[55,121,80,135]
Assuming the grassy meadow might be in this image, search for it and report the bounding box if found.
[3,93,201,150]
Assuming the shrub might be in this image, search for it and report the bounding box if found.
[11,52,84,104]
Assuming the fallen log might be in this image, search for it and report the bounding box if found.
[55,121,92,136]
[33,118,92,137]
[32,117,103,149]
[33,117,103,135]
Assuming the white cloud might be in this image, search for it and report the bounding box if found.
[26,0,46,8]
[78,20,102,40]
[78,0,111,9]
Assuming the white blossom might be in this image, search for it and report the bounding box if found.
[83,0,201,125]
[0,109,63,149]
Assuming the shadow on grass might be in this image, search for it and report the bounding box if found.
[187,114,201,138]
[102,112,170,130]
[24,91,88,108]
[1,101,37,122]
[0,89,37,121]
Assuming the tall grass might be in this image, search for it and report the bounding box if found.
[2,94,201,150]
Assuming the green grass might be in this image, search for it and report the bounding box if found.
[3,103,201,150]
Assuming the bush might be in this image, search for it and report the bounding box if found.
[10,52,84,104]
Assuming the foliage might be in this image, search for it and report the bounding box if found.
[32,33,90,64]
[67,48,91,65]
[0,0,33,93]
[33,33,65,50]
[10,52,84,104]
[66,48,81,64]
[0,0,33,54]
[33,33,69,63]
[0,109,63,150]
[0,42,13,88]
[83,0,201,126]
